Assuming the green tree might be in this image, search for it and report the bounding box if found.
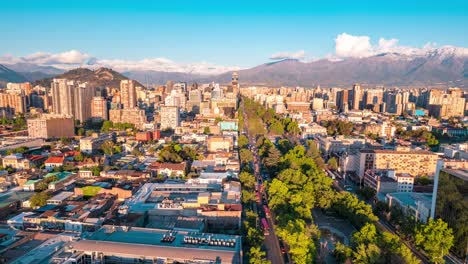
[352,243,382,264]
[203,126,211,135]
[74,152,85,162]
[415,219,454,264]
[239,171,256,190]
[91,166,101,176]
[327,157,338,170]
[352,223,378,246]
[77,127,85,136]
[100,140,116,155]
[101,120,113,132]
[239,148,253,165]
[30,192,51,207]
[334,242,353,263]
[248,246,270,264]
[238,135,249,148]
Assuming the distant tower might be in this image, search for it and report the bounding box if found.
[232,72,239,94]
[351,83,362,110]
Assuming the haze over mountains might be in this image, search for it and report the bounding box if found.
[1,46,467,88]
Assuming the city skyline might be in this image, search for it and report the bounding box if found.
[1,1,468,74]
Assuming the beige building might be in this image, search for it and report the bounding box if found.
[51,79,96,122]
[0,92,27,116]
[207,136,234,152]
[427,88,466,118]
[109,108,146,129]
[359,149,438,178]
[91,96,108,121]
[27,114,75,138]
[120,80,137,109]
[160,106,180,130]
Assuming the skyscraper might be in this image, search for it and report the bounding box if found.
[120,80,137,109]
[74,83,96,122]
[232,72,239,95]
[351,84,362,110]
[52,79,75,117]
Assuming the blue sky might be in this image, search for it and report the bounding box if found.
[1,0,467,72]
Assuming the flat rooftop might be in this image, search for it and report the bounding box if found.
[70,225,241,263]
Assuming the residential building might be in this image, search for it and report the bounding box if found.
[91,96,108,121]
[27,114,75,138]
[0,92,27,116]
[2,154,31,170]
[120,79,137,109]
[207,136,234,152]
[109,108,147,129]
[358,149,438,178]
[80,133,114,154]
[160,106,180,130]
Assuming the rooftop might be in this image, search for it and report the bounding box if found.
[87,225,240,252]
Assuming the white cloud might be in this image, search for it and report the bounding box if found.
[0,50,240,75]
[270,50,306,60]
[333,33,468,59]
[21,50,93,65]
[335,33,373,58]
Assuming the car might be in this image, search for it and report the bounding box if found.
[278,239,286,254]
[345,187,353,191]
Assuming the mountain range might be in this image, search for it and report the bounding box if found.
[0,47,467,88]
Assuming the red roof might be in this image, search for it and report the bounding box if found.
[45,156,64,164]
[150,162,186,171]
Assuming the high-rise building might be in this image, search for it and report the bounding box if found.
[0,92,27,116]
[91,96,108,121]
[6,82,31,96]
[351,84,362,110]
[160,106,180,130]
[427,88,465,118]
[73,83,96,122]
[336,89,350,112]
[27,114,75,138]
[51,79,75,117]
[51,79,96,122]
[120,80,137,109]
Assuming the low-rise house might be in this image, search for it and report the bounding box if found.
[2,154,31,170]
[149,162,187,178]
[44,156,64,171]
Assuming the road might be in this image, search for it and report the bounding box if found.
[250,137,286,264]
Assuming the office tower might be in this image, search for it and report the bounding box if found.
[27,114,75,138]
[351,84,362,110]
[91,96,108,121]
[336,89,350,112]
[51,79,75,116]
[0,92,27,116]
[120,80,137,109]
[160,106,180,130]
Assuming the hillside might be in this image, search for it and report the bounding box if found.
[33,67,145,88]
